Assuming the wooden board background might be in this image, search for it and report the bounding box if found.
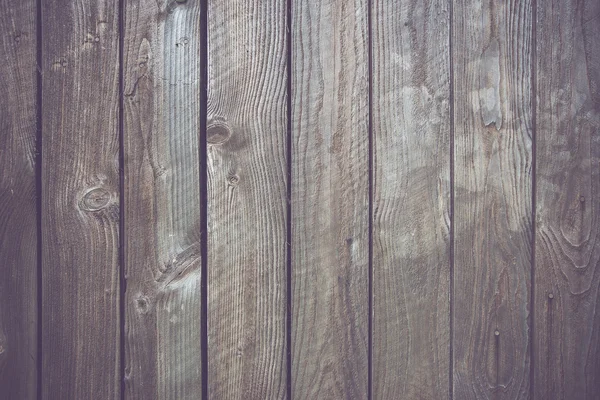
[452,0,533,398]
[0,1,37,398]
[290,0,369,398]
[122,0,203,399]
[0,0,599,399]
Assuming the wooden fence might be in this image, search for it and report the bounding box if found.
[1,0,599,398]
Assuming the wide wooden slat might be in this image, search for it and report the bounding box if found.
[206,0,288,398]
[452,0,532,398]
[122,0,202,399]
[0,1,37,398]
[290,0,369,398]
[41,1,121,398]
[371,0,451,398]
[534,0,600,397]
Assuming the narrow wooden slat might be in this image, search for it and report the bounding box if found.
[41,1,120,398]
[122,0,202,399]
[534,0,600,397]
[452,0,532,398]
[0,1,37,398]
[371,0,451,398]
[290,0,369,398]
[206,0,288,397]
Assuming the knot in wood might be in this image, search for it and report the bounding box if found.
[80,188,112,211]
[135,296,150,314]
[227,174,240,187]
[207,123,231,145]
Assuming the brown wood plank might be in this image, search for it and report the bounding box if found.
[371,0,451,398]
[122,0,203,399]
[452,0,532,398]
[534,0,600,397]
[41,1,121,398]
[290,0,369,398]
[0,0,37,398]
[206,0,288,398]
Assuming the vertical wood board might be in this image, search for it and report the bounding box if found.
[206,0,288,398]
[0,1,38,398]
[41,1,121,398]
[534,0,600,397]
[123,0,203,398]
[452,0,533,398]
[291,0,370,398]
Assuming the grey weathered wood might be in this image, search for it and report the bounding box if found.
[0,1,37,398]
[453,0,532,398]
[534,0,600,398]
[122,0,202,399]
[41,1,121,398]
[290,0,369,398]
[371,0,451,398]
[206,0,288,398]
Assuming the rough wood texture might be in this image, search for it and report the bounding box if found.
[206,0,288,398]
[0,1,37,398]
[534,0,600,398]
[290,0,369,398]
[453,0,532,398]
[41,1,121,398]
[123,0,202,399]
[371,1,451,398]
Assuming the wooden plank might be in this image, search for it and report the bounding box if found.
[371,0,451,398]
[0,1,37,398]
[122,0,202,399]
[290,0,369,398]
[534,0,600,397]
[206,0,288,398]
[41,1,121,398]
[452,0,532,398]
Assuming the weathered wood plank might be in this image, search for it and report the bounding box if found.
[41,1,121,398]
[452,0,532,398]
[122,0,202,399]
[534,0,600,397]
[371,0,451,398]
[206,0,288,398]
[290,0,369,398]
[0,1,37,398]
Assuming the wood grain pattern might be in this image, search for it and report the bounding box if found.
[122,0,202,399]
[41,1,121,398]
[534,0,600,398]
[290,0,369,398]
[371,0,451,398]
[452,0,532,398]
[0,1,37,398]
[206,0,288,398]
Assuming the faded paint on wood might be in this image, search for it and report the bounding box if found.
[291,0,369,398]
[452,0,532,398]
[41,1,121,398]
[0,1,37,398]
[123,0,202,399]
[206,0,288,398]
[534,0,600,398]
[371,0,451,398]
